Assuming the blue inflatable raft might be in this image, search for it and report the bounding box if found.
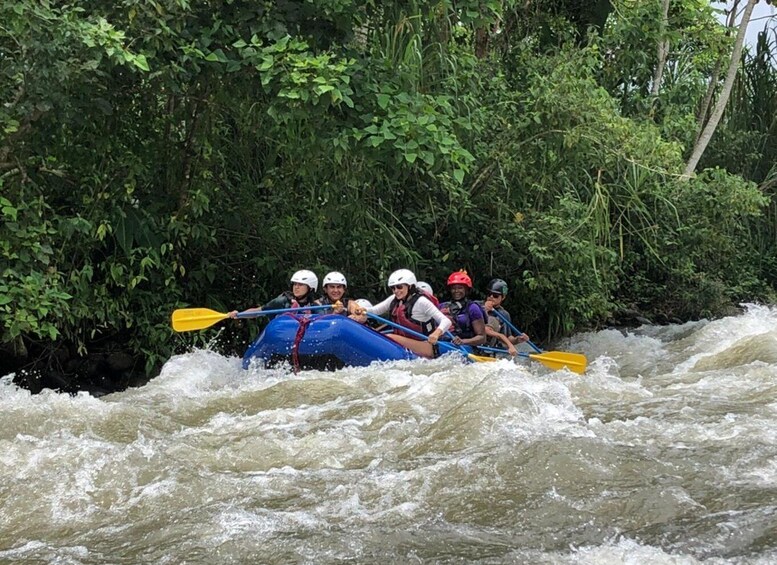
[242,314,418,370]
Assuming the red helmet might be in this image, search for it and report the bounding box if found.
[446,270,472,288]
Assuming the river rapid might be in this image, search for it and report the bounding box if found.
[1,305,776,564]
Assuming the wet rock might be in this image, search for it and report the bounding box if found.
[53,344,71,367]
[13,370,43,394]
[106,352,135,372]
[65,358,83,374]
[611,308,653,327]
[654,313,669,325]
[4,337,156,396]
[42,371,76,393]
[718,304,745,318]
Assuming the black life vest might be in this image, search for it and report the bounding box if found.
[283,290,316,311]
[487,304,511,335]
[442,298,487,339]
[479,301,506,346]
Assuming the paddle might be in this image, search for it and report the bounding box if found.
[171,305,332,332]
[364,313,483,362]
[477,345,587,374]
[490,308,543,354]
[488,308,587,373]
[442,329,495,361]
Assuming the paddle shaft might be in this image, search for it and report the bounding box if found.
[171,304,334,332]
[236,304,331,319]
[478,345,535,360]
[364,313,586,372]
[491,309,543,353]
[366,313,465,356]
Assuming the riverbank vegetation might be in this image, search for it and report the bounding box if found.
[2,0,776,390]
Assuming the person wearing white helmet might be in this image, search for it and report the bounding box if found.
[228,269,319,319]
[414,280,439,306]
[353,269,451,358]
[317,271,352,314]
[349,298,384,329]
[416,281,433,295]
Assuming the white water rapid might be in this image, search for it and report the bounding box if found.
[1,305,776,564]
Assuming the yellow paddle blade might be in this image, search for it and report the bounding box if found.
[529,351,587,374]
[171,308,229,332]
[468,354,499,363]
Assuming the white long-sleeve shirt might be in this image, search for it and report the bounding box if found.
[368,294,452,334]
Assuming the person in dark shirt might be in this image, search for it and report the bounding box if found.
[317,271,353,314]
[482,278,529,354]
[227,269,318,319]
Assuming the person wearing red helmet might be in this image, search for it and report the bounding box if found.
[439,270,487,348]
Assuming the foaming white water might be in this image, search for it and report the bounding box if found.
[534,537,777,564]
[1,306,776,563]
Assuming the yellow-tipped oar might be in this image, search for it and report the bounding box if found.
[172,308,229,332]
[171,305,332,332]
[365,312,588,372]
[525,351,587,374]
[478,346,587,374]
[467,354,499,363]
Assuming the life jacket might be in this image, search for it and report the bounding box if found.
[441,298,487,339]
[283,290,317,312]
[491,305,511,333]
[478,302,515,347]
[389,290,437,338]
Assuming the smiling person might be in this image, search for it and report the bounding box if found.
[317,271,352,314]
[439,270,486,348]
[354,269,450,358]
[482,278,529,354]
[227,269,319,319]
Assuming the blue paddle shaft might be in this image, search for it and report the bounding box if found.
[366,313,464,356]
[491,309,543,353]
[476,345,535,360]
[236,305,331,319]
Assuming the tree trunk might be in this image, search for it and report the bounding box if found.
[681,0,757,180]
[693,1,739,144]
[694,59,723,145]
[650,0,671,100]
[475,26,489,59]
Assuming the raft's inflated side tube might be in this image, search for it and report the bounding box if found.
[242,314,417,370]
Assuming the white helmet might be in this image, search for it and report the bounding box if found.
[290,269,318,292]
[387,269,417,287]
[416,281,433,295]
[323,271,347,287]
[355,298,373,309]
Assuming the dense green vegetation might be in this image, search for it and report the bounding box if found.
[2,0,776,383]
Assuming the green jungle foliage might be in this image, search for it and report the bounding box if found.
[1,0,776,374]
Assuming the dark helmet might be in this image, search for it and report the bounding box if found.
[486,278,508,296]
